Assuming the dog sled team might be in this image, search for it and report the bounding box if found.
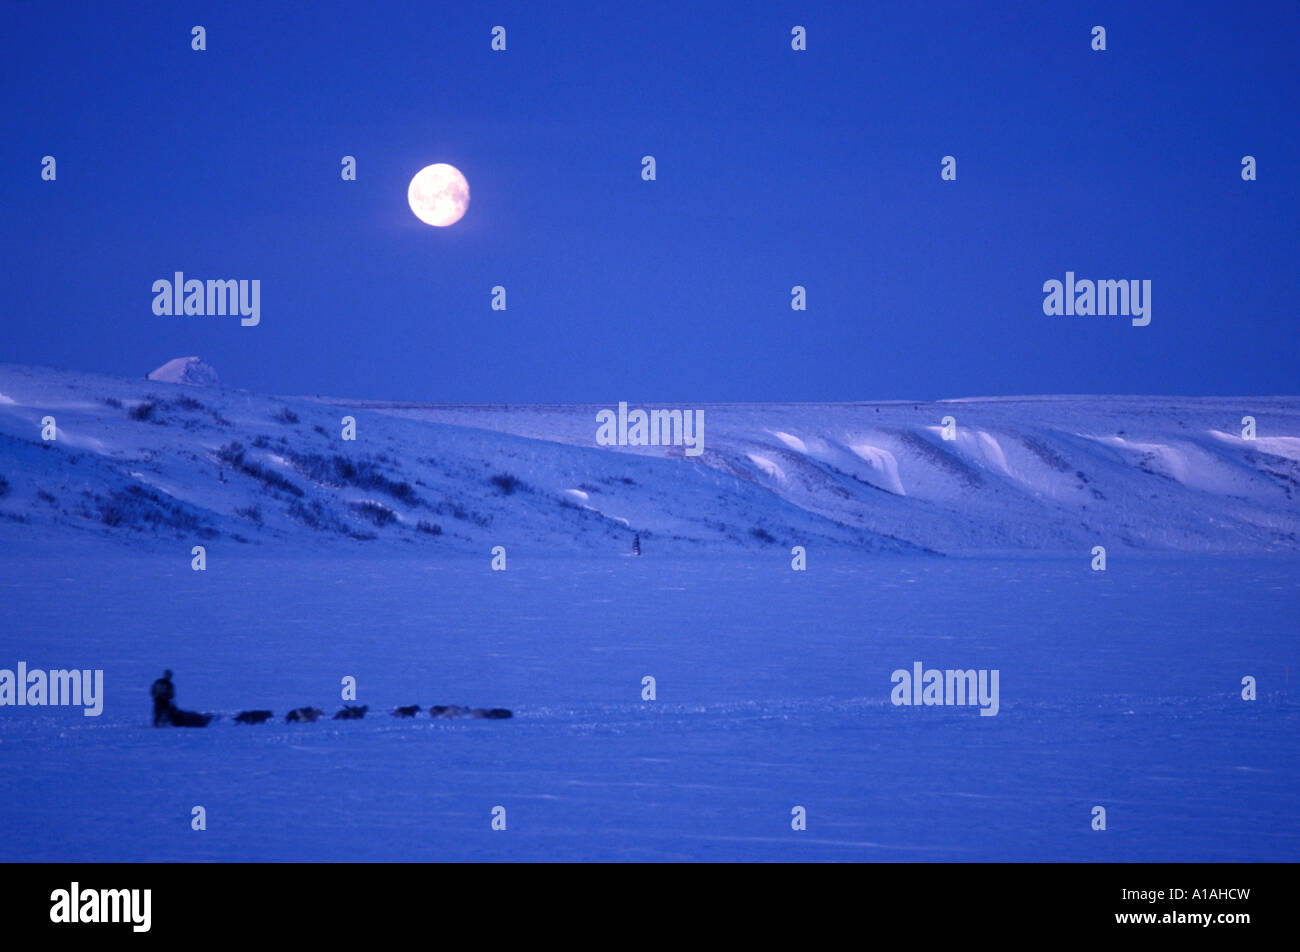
[150,671,511,727]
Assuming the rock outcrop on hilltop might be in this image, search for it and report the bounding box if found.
[146,357,219,387]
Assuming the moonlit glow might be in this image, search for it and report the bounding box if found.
[407,163,470,227]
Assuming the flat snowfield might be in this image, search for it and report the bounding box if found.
[0,553,1295,862]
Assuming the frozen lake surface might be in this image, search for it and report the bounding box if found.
[1,552,1295,861]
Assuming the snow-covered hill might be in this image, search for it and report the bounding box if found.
[0,363,1296,555]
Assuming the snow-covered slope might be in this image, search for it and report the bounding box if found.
[0,363,1296,555]
[328,395,1300,555]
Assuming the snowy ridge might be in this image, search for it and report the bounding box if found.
[0,363,1297,555]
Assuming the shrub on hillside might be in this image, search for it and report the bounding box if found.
[490,472,529,495]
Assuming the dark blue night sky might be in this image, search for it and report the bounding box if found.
[2,1,1296,402]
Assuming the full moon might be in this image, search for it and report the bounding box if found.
[407,163,470,227]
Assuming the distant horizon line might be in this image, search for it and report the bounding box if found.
[2,360,1297,406]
